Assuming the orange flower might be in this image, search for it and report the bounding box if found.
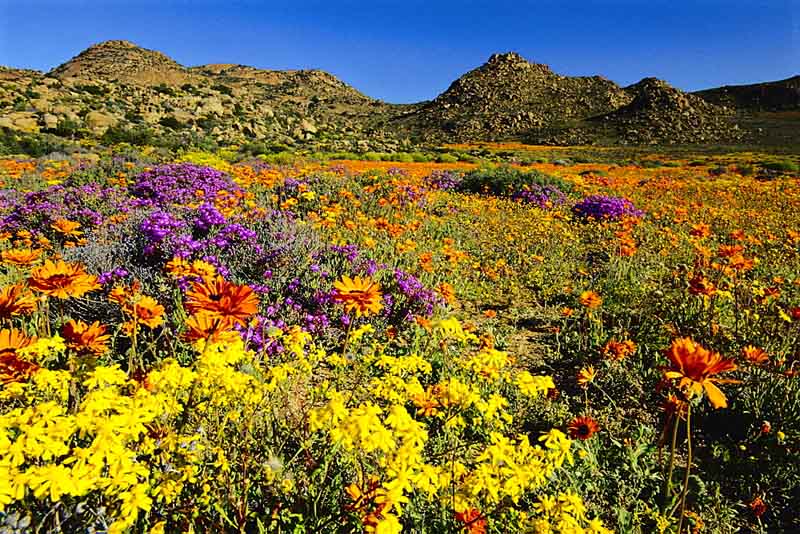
[578,291,602,309]
[741,345,769,365]
[28,260,100,299]
[689,223,712,238]
[436,282,456,305]
[602,338,636,361]
[727,254,755,272]
[1,248,43,266]
[567,416,600,440]
[185,275,259,326]
[561,307,575,317]
[454,508,487,534]
[717,244,744,258]
[165,257,217,279]
[125,296,165,331]
[183,312,237,343]
[663,338,738,409]
[411,387,441,417]
[688,274,716,296]
[61,320,110,356]
[577,365,596,387]
[0,284,37,319]
[748,496,767,518]
[333,276,383,317]
[51,218,82,237]
[0,328,38,384]
[482,309,497,319]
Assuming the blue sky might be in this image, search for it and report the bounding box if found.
[1,0,798,103]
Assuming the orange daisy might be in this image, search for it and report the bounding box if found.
[578,290,602,309]
[602,338,636,361]
[688,274,716,296]
[663,338,738,409]
[0,328,38,384]
[577,365,597,387]
[182,312,237,343]
[185,275,259,326]
[28,260,100,299]
[333,276,383,317]
[741,345,769,365]
[1,248,43,266]
[567,416,600,440]
[61,320,110,356]
[51,218,82,237]
[125,296,166,331]
[0,284,37,319]
[454,508,487,534]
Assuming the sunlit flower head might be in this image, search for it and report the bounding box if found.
[742,345,769,365]
[185,275,259,326]
[51,218,82,237]
[663,337,738,409]
[568,416,600,440]
[61,319,110,356]
[333,275,383,317]
[28,260,100,299]
[0,284,37,319]
[1,248,43,267]
[577,366,596,387]
[183,311,237,343]
[578,291,602,309]
[0,328,38,384]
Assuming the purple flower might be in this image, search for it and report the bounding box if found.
[572,195,644,220]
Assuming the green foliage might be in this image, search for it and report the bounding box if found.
[0,128,75,156]
[212,83,234,97]
[101,125,155,146]
[75,84,108,97]
[459,165,574,196]
[761,159,799,173]
[158,115,185,130]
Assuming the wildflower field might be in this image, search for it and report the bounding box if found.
[0,144,798,533]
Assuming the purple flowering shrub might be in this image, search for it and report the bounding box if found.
[423,170,463,191]
[511,184,568,209]
[54,163,445,354]
[572,195,644,220]
[131,163,242,205]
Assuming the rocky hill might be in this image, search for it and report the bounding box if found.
[392,52,632,142]
[0,42,795,148]
[0,40,403,151]
[694,76,800,111]
[593,78,744,145]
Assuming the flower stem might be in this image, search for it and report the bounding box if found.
[677,404,692,533]
[662,413,680,512]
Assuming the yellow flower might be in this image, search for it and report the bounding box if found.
[577,366,596,387]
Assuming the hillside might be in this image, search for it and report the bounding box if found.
[0,40,401,151]
[392,52,632,142]
[694,75,800,111]
[1,41,798,149]
[593,78,744,145]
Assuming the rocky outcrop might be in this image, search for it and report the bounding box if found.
[592,78,744,145]
[695,75,800,111]
[392,52,633,142]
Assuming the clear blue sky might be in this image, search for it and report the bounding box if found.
[1,0,798,103]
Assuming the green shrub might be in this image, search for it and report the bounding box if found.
[436,153,459,163]
[158,115,185,130]
[459,165,573,197]
[762,160,799,173]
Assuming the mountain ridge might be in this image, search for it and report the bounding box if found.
[0,40,797,148]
